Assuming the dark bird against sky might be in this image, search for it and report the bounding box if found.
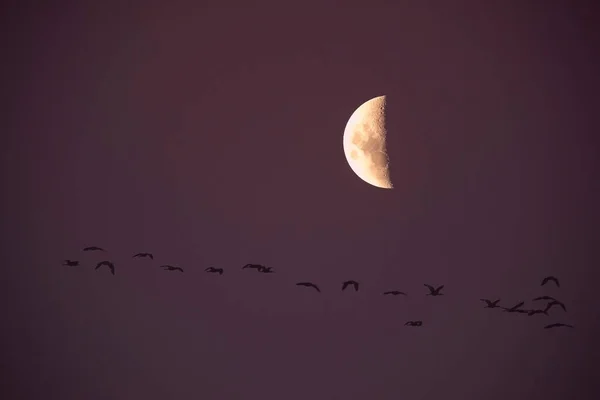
[541,276,560,287]
[296,282,321,292]
[383,290,407,296]
[405,321,423,327]
[62,260,79,266]
[83,246,105,252]
[161,265,184,272]
[342,280,359,292]
[95,261,115,275]
[133,252,154,259]
[424,284,444,296]
[544,300,567,313]
[205,267,224,275]
[480,298,501,308]
[544,323,574,329]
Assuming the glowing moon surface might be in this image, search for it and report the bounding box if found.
[342,95,393,189]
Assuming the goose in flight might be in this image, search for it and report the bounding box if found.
[205,267,224,275]
[527,309,549,316]
[342,280,359,291]
[83,246,105,252]
[63,260,79,267]
[242,263,264,270]
[95,261,115,275]
[258,266,274,273]
[405,321,423,327]
[544,300,567,313]
[383,291,407,296]
[424,284,444,296]
[296,282,321,292]
[541,276,560,287]
[133,253,153,259]
[532,295,557,302]
[161,265,184,272]
[502,301,525,312]
[480,299,501,308]
[544,323,574,329]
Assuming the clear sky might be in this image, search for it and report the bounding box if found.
[3,2,599,399]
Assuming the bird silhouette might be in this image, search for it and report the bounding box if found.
[502,301,525,312]
[342,280,359,291]
[296,282,321,292]
[258,266,274,273]
[480,298,501,308]
[383,291,407,296]
[527,309,549,316]
[532,295,557,302]
[242,263,264,270]
[83,246,105,252]
[424,284,444,296]
[405,321,423,327]
[544,300,567,313]
[133,253,153,259]
[95,261,115,275]
[541,276,560,287]
[161,265,184,272]
[205,267,224,275]
[544,323,574,329]
[62,260,79,266]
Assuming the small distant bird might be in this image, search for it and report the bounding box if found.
[342,280,359,291]
[296,282,321,292]
[533,296,556,302]
[544,300,567,313]
[95,261,115,275]
[541,276,560,287]
[502,301,525,312]
[83,246,105,252]
[63,260,79,266]
[205,267,224,275]
[528,309,549,316]
[480,298,501,308]
[544,323,574,329]
[405,321,423,327]
[383,291,407,296]
[242,263,264,270]
[258,266,274,273]
[424,284,444,296]
[133,253,153,260]
[161,265,184,272]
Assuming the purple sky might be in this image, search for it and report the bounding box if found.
[3,2,600,399]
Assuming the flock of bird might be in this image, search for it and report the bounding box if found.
[63,246,574,330]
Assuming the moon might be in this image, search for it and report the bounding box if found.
[342,95,393,189]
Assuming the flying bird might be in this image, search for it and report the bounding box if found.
[405,321,423,327]
[242,263,264,270]
[296,282,321,292]
[342,280,359,291]
[258,266,274,273]
[541,276,560,287]
[133,253,153,259]
[527,309,549,316]
[161,265,184,272]
[544,300,567,313]
[83,246,105,252]
[544,323,574,329]
[532,296,557,302]
[424,284,444,296]
[62,260,79,266]
[502,301,525,312]
[205,267,224,275]
[480,299,501,308]
[383,291,407,296]
[95,261,115,275]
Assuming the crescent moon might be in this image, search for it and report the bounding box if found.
[342,95,393,189]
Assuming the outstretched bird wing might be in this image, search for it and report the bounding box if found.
[435,285,444,292]
[541,276,560,287]
[424,284,435,293]
[84,246,104,251]
[175,267,184,272]
[342,282,350,291]
[512,301,525,310]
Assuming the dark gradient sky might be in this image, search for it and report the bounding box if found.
[3,2,600,399]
